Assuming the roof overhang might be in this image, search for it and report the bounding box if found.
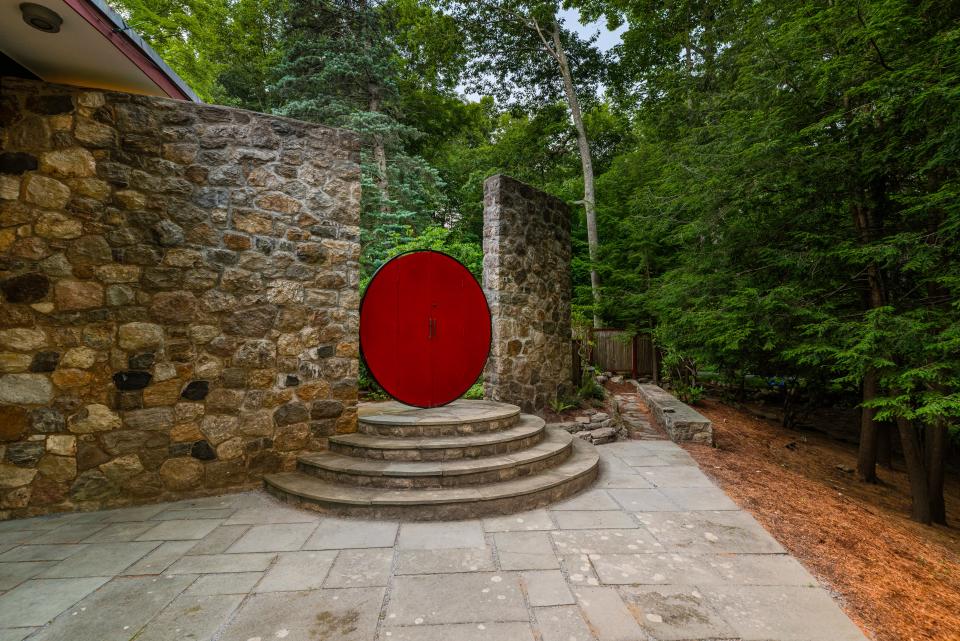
[0,0,199,102]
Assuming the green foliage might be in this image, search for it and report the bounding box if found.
[578,371,605,401]
[577,0,960,431]
[358,361,389,399]
[464,383,485,400]
[272,0,448,274]
[549,397,577,414]
[108,0,286,110]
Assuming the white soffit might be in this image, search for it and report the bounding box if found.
[0,0,186,98]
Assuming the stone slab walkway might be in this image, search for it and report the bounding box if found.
[0,440,867,641]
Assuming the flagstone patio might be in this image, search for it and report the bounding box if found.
[0,439,867,641]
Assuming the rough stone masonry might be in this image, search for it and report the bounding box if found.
[483,174,573,414]
[0,77,361,518]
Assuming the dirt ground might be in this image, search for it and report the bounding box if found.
[683,399,960,641]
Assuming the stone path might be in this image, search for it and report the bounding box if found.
[614,391,665,440]
[0,440,867,641]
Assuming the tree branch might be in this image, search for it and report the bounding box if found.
[856,1,895,72]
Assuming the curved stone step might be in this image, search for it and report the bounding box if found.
[332,415,545,461]
[299,429,572,489]
[359,399,520,437]
[264,437,600,520]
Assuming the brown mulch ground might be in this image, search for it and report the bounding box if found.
[604,380,637,394]
[683,399,960,641]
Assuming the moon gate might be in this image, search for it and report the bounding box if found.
[359,250,492,408]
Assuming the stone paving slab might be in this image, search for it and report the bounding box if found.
[575,585,647,641]
[559,553,601,586]
[28,575,195,641]
[0,561,55,590]
[0,576,109,627]
[552,510,637,530]
[637,511,786,554]
[185,571,263,595]
[395,547,495,574]
[607,488,681,511]
[493,532,559,570]
[121,541,195,575]
[30,523,107,545]
[521,569,575,606]
[657,485,740,511]
[387,573,527,624]
[620,584,737,640]
[596,473,656,489]
[136,519,220,541]
[705,584,867,641]
[0,544,85,563]
[39,542,159,578]
[551,489,622,511]
[398,521,484,549]
[186,524,250,554]
[0,629,35,641]
[227,522,317,552]
[552,528,663,554]
[381,622,535,641]
[255,550,337,592]
[166,552,276,574]
[305,519,398,549]
[219,587,384,641]
[133,593,244,641]
[79,522,156,543]
[482,509,555,532]
[325,548,393,588]
[590,552,722,585]
[0,431,867,641]
[534,604,595,641]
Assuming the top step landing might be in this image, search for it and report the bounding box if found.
[358,399,521,436]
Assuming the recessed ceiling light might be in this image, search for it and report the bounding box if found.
[20,3,63,33]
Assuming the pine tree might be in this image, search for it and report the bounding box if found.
[272,0,444,272]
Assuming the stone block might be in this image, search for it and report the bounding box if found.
[54,280,103,310]
[159,457,203,490]
[636,384,713,444]
[0,374,53,404]
[23,174,70,209]
[40,148,96,177]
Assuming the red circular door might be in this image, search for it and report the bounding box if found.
[360,251,491,408]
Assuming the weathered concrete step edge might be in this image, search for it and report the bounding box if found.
[297,429,573,489]
[331,416,545,460]
[358,404,521,437]
[633,382,713,444]
[263,438,600,521]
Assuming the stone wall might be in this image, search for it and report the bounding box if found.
[482,174,572,414]
[634,383,714,445]
[0,77,361,518]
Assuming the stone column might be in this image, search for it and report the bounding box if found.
[482,174,572,414]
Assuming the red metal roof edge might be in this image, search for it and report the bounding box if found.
[63,0,200,102]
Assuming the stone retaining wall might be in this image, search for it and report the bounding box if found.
[0,77,361,518]
[482,175,572,414]
[634,383,713,444]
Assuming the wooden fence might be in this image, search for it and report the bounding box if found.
[572,330,657,385]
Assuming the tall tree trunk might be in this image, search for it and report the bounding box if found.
[876,421,893,469]
[550,20,601,328]
[897,416,932,524]
[926,418,948,525]
[851,195,888,483]
[367,83,390,214]
[857,370,880,482]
